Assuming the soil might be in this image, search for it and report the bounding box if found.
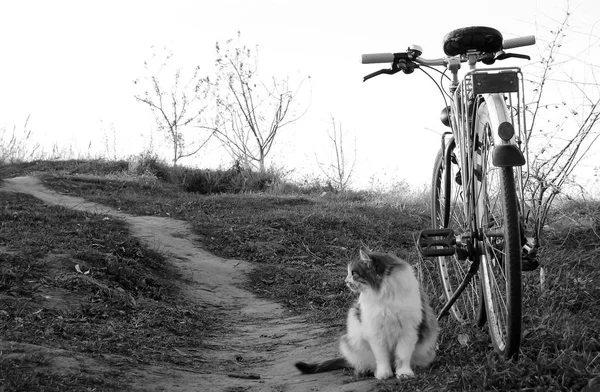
[1,176,374,392]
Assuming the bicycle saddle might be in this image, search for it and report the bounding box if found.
[443,26,503,56]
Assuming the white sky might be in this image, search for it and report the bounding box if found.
[1,0,598,191]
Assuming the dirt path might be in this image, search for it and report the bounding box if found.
[2,176,374,392]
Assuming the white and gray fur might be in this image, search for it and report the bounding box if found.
[295,249,438,380]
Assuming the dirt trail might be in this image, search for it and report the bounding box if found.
[2,176,374,392]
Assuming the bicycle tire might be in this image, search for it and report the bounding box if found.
[474,99,522,359]
[431,139,485,325]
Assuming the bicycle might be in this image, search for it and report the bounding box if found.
[361,26,539,359]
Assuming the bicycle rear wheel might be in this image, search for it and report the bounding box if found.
[474,100,522,359]
[431,140,485,325]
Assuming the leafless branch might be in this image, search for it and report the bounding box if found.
[134,49,214,166]
[315,116,357,192]
[522,5,600,241]
[212,32,310,172]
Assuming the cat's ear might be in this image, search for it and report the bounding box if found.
[359,248,371,263]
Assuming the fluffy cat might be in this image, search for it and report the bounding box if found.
[295,249,438,380]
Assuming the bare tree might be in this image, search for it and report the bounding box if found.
[209,32,309,172]
[316,115,357,192]
[134,47,214,167]
[522,6,600,241]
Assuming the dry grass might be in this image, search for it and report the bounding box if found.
[0,190,222,391]
[2,160,599,391]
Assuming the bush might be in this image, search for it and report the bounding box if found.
[127,158,284,195]
[174,166,281,194]
[128,152,171,180]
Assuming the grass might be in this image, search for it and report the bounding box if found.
[38,172,428,326]
[2,160,599,391]
[0,190,222,391]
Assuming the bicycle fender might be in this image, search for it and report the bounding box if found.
[493,145,525,167]
[481,94,526,167]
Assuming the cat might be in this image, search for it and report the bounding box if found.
[295,249,438,380]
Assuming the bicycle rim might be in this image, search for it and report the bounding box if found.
[474,101,522,359]
[431,141,484,324]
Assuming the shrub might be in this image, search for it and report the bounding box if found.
[128,152,170,180]
[174,166,281,194]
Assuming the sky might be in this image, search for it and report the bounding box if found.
[1,0,599,191]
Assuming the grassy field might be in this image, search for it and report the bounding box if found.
[1,160,599,391]
[0,163,224,391]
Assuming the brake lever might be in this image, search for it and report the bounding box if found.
[496,52,531,61]
[363,59,419,82]
[363,68,398,82]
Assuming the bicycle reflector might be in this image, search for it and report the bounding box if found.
[498,122,514,141]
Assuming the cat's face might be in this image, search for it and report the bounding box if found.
[345,263,369,293]
[345,249,402,293]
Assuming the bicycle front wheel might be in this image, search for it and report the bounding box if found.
[474,99,522,359]
[431,139,485,325]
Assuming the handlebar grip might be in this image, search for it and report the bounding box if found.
[503,35,536,50]
[361,53,394,64]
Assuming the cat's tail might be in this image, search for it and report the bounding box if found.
[294,358,349,374]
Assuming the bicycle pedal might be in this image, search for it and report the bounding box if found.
[418,228,456,257]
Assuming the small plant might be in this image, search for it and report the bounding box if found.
[315,115,357,193]
[0,116,42,164]
[127,151,171,180]
[523,7,600,243]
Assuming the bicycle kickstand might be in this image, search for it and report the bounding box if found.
[437,258,480,321]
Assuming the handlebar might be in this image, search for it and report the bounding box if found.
[361,53,444,66]
[361,53,395,64]
[361,34,536,66]
[502,35,536,50]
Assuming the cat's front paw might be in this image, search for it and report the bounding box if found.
[374,368,394,380]
[395,368,415,378]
